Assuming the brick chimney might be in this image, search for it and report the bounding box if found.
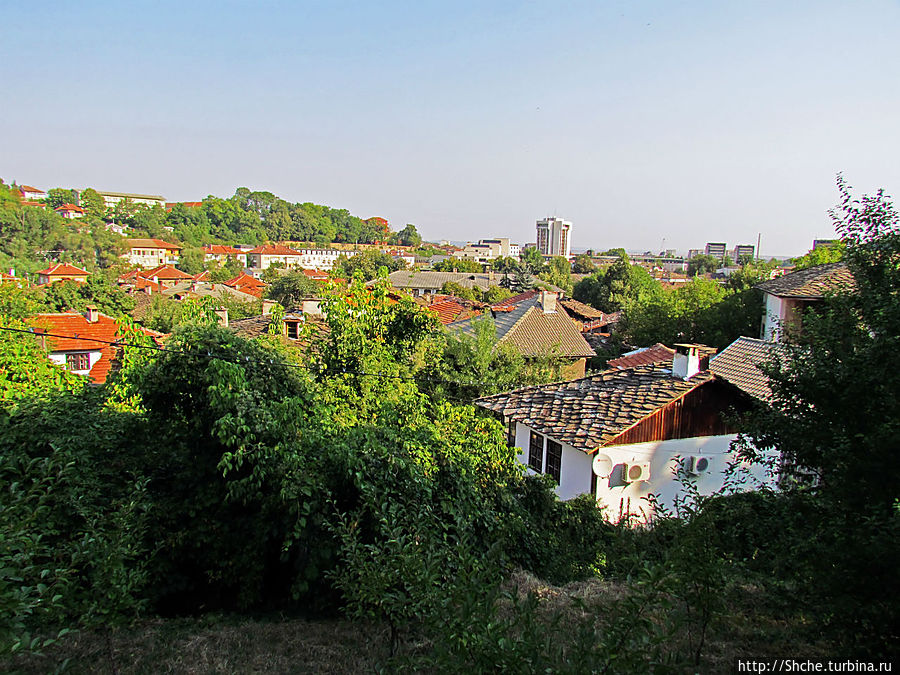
[540,290,557,314]
[672,344,702,379]
[214,307,228,327]
[85,305,100,323]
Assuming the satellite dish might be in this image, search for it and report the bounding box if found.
[593,453,613,478]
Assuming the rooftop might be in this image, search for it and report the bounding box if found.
[709,337,778,402]
[756,262,854,298]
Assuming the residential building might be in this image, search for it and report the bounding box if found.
[97,191,166,210]
[36,263,90,285]
[476,344,775,522]
[124,239,182,267]
[202,244,248,267]
[118,265,194,289]
[732,244,755,261]
[536,217,571,258]
[450,291,595,379]
[705,242,727,260]
[224,273,266,298]
[756,262,853,341]
[17,185,47,202]
[28,307,165,383]
[54,203,85,219]
[381,270,507,298]
[687,248,704,260]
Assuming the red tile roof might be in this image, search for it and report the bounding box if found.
[202,244,245,256]
[125,238,183,250]
[247,244,301,255]
[28,312,165,383]
[301,269,330,280]
[226,272,265,288]
[607,343,675,369]
[139,265,194,281]
[36,262,90,277]
[54,203,85,213]
[428,299,466,325]
[19,185,43,192]
[491,290,539,311]
[166,201,203,209]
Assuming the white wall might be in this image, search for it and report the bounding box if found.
[512,422,594,500]
[593,435,777,524]
[49,350,102,375]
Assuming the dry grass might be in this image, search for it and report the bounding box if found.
[3,574,835,674]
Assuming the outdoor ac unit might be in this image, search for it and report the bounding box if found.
[688,455,710,475]
[622,462,651,483]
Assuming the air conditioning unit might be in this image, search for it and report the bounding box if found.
[622,461,651,483]
[688,455,710,475]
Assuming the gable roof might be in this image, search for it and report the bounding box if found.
[137,265,194,281]
[247,244,301,255]
[125,238,183,251]
[755,262,853,298]
[476,363,714,452]
[226,272,266,288]
[202,244,246,255]
[55,203,85,213]
[28,312,165,383]
[450,296,595,358]
[36,263,89,277]
[608,343,675,369]
[709,337,778,402]
[491,290,539,310]
[558,297,605,320]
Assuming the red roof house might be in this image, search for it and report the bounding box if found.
[36,263,90,285]
[28,308,165,383]
[55,203,85,219]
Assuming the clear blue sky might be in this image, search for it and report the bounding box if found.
[4,0,899,256]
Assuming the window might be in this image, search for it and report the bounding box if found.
[66,352,90,371]
[507,420,517,448]
[528,431,544,472]
[546,440,562,484]
[285,321,301,340]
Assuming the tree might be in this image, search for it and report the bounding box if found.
[177,247,206,274]
[45,188,78,209]
[737,177,900,654]
[332,250,403,281]
[520,247,545,274]
[434,258,482,273]
[441,281,478,301]
[395,223,422,247]
[687,254,720,277]
[572,254,596,274]
[79,188,106,219]
[540,256,573,294]
[791,241,844,270]
[573,255,659,313]
[266,271,320,308]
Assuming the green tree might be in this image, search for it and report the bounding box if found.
[687,254,720,276]
[45,188,78,209]
[572,253,596,274]
[79,188,106,218]
[395,223,422,247]
[520,247,545,274]
[573,255,660,313]
[440,281,478,301]
[540,256,573,294]
[177,247,205,274]
[332,250,403,281]
[266,270,320,308]
[434,258,482,273]
[791,241,845,270]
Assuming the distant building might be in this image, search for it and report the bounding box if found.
[54,203,85,219]
[812,239,838,250]
[98,191,166,210]
[687,249,704,260]
[705,242,727,260]
[732,244,755,261]
[202,245,248,267]
[124,239,182,267]
[536,217,571,258]
[36,263,90,285]
[17,185,46,202]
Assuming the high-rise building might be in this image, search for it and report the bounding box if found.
[732,244,755,261]
[536,217,571,257]
[705,242,727,260]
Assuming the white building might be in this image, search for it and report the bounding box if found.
[477,344,776,523]
[536,217,571,258]
[124,238,182,267]
[98,191,167,210]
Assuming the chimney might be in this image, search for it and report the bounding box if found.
[85,305,99,323]
[262,299,277,315]
[214,307,229,327]
[672,344,702,379]
[540,290,557,314]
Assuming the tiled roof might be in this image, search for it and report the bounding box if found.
[710,337,778,402]
[19,185,43,193]
[451,296,595,358]
[608,343,675,369]
[36,263,89,277]
[559,298,605,320]
[755,262,854,298]
[28,312,165,383]
[202,244,245,255]
[247,244,301,255]
[55,203,84,213]
[383,270,500,292]
[226,272,265,288]
[476,363,714,452]
[163,281,259,302]
[491,290,539,310]
[428,299,466,325]
[138,265,194,281]
[126,238,183,250]
[301,269,330,280]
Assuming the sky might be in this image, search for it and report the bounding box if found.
[4,0,899,257]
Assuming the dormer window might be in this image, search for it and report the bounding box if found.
[284,321,301,340]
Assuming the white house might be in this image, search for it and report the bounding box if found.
[124,238,183,267]
[477,344,775,523]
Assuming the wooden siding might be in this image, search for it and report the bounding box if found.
[605,380,749,447]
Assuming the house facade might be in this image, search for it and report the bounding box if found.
[124,239,183,267]
[54,203,86,219]
[98,191,166,210]
[202,244,248,267]
[36,263,90,285]
[477,344,774,523]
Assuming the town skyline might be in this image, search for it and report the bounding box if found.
[5,1,898,256]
